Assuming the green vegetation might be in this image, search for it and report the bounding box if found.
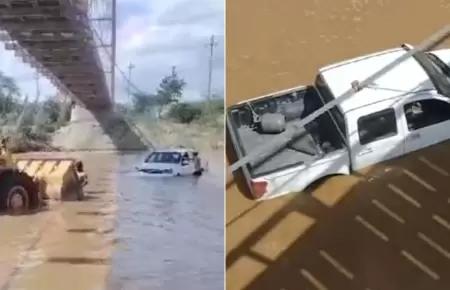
[0,66,224,152]
[0,71,71,151]
[119,66,224,132]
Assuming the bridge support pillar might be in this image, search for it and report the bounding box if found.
[52,103,149,151]
[70,103,100,123]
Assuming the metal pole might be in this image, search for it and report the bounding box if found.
[35,70,40,100]
[229,24,450,173]
[206,35,217,102]
[32,71,41,133]
[127,63,135,100]
[110,0,117,106]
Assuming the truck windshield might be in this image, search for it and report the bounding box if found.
[145,152,182,164]
[412,51,450,97]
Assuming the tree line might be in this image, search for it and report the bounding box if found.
[0,71,71,139]
[0,66,224,138]
[120,66,224,124]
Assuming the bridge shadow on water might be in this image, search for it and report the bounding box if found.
[227,136,450,290]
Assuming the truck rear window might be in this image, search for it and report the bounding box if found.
[357,108,397,145]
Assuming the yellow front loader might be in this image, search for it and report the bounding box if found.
[0,137,88,214]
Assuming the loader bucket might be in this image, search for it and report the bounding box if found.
[14,158,85,201]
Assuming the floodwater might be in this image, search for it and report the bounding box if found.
[0,151,223,290]
[108,153,224,290]
[226,0,450,289]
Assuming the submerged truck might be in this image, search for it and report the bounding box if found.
[227,44,450,200]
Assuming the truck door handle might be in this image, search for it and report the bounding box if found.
[358,148,373,156]
[410,132,421,140]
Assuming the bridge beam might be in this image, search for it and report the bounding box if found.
[0,20,88,31]
[4,41,103,51]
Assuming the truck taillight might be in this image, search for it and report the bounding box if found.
[251,180,268,199]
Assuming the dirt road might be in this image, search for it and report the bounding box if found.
[226,1,450,289]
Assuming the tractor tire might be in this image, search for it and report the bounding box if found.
[0,171,40,215]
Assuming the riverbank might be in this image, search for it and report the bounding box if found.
[133,118,224,152]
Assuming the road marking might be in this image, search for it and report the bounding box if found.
[300,269,328,290]
[319,250,354,280]
[401,250,440,280]
[418,232,450,259]
[418,157,450,176]
[387,184,421,208]
[403,170,436,192]
[432,214,450,231]
[372,199,405,224]
[355,215,389,242]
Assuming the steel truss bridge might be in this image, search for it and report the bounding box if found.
[0,0,116,110]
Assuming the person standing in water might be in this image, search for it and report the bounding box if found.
[192,151,203,175]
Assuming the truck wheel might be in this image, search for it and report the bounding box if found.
[0,172,39,215]
[6,185,29,214]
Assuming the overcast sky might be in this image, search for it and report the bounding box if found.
[0,0,224,103]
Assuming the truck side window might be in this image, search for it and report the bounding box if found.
[357,108,397,145]
[404,99,450,131]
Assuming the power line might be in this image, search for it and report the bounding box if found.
[89,17,147,100]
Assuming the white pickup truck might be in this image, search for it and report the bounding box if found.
[227,44,450,200]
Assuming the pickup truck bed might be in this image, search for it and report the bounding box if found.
[228,86,345,177]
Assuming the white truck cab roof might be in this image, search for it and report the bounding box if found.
[151,148,197,155]
[318,46,450,113]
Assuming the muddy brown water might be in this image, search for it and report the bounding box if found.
[0,152,224,290]
[226,1,450,290]
[107,152,224,290]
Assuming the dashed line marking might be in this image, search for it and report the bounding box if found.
[387,184,421,208]
[432,214,450,231]
[403,170,436,192]
[401,250,440,280]
[355,215,389,242]
[418,157,450,176]
[372,199,405,224]
[319,250,354,280]
[418,232,450,259]
[300,269,328,290]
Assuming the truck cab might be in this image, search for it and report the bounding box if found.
[227,45,450,200]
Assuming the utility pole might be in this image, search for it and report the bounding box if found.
[32,71,41,133]
[111,0,117,105]
[172,65,176,77]
[127,63,135,100]
[35,70,40,100]
[206,35,218,102]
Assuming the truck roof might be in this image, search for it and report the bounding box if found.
[152,148,196,154]
[319,46,436,113]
